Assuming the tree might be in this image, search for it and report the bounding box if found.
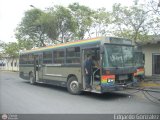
[147,0,160,15]
[45,5,76,43]
[4,42,19,58]
[111,3,151,42]
[1,42,19,71]
[92,8,111,37]
[145,0,160,37]
[0,40,5,59]
[15,9,47,47]
[15,2,160,48]
[69,3,94,39]
[0,40,5,50]
[37,10,59,44]
[17,39,34,50]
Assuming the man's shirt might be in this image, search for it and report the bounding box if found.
[84,59,94,75]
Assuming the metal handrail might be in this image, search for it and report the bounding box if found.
[92,68,100,85]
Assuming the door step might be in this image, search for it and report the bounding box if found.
[83,89,101,93]
[36,81,44,84]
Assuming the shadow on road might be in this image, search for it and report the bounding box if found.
[23,81,68,93]
[22,81,130,100]
[82,92,130,100]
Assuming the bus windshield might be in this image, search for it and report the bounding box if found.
[103,44,134,67]
[134,52,144,67]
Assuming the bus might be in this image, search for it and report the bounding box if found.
[19,36,138,94]
[133,46,145,81]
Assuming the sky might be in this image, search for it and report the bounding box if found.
[0,0,147,43]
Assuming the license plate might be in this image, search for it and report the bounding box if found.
[119,75,128,80]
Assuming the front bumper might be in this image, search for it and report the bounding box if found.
[101,81,139,93]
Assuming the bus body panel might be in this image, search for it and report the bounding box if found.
[19,36,139,94]
[42,66,82,83]
[19,64,34,80]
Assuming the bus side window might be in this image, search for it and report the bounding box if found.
[43,51,52,64]
[53,49,65,64]
[66,47,80,64]
[23,54,28,64]
[28,54,34,64]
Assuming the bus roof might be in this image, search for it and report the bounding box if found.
[20,37,102,54]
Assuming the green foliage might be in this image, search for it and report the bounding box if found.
[69,3,94,39]
[48,5,76,43]
[92,8,111,36]
[0,40,5,49]
[0,41,5,59]
[17,39,34,50]
[15,2,160,50]
[38,11,58,42]
[15,9,47,47]
[4,42,19,58]
[111,3,150,42]
[111,3,160,42]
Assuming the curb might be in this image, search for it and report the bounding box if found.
[140,81,160,88]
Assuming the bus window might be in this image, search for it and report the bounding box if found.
[66,47,80,64]
[53,49,64,64]
[21,54,28,64]
[28,54,34,64]
[19,55,23,64]
[43,51,52,64]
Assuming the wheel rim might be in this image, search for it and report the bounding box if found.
[70,81,79,92]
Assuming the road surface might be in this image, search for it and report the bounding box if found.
[0,71,160,114]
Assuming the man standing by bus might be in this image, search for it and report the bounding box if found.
[84,54,94,90]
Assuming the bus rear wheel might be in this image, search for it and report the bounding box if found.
[67,76,81,95]
[29,73,36,85]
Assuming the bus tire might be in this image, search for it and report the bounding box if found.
[67,76,81,95]
[29,73,36,85]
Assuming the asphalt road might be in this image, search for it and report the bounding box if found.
[0,71,160,114]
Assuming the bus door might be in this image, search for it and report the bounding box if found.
[34,53,43,82]
[82,47,100,90]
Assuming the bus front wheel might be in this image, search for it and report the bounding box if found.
[67,76,81,95]
[29,73,36,85]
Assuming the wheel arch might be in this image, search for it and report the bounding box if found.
[29,71,33,76]
[67,74,78,82]
[67,74,82,95]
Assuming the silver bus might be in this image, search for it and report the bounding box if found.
[19,36,138,94]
